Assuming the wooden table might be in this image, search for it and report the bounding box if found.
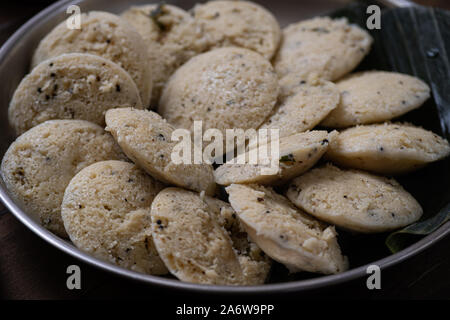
[1,0,449,300]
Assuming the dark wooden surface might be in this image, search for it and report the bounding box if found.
[0,1,449,301]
